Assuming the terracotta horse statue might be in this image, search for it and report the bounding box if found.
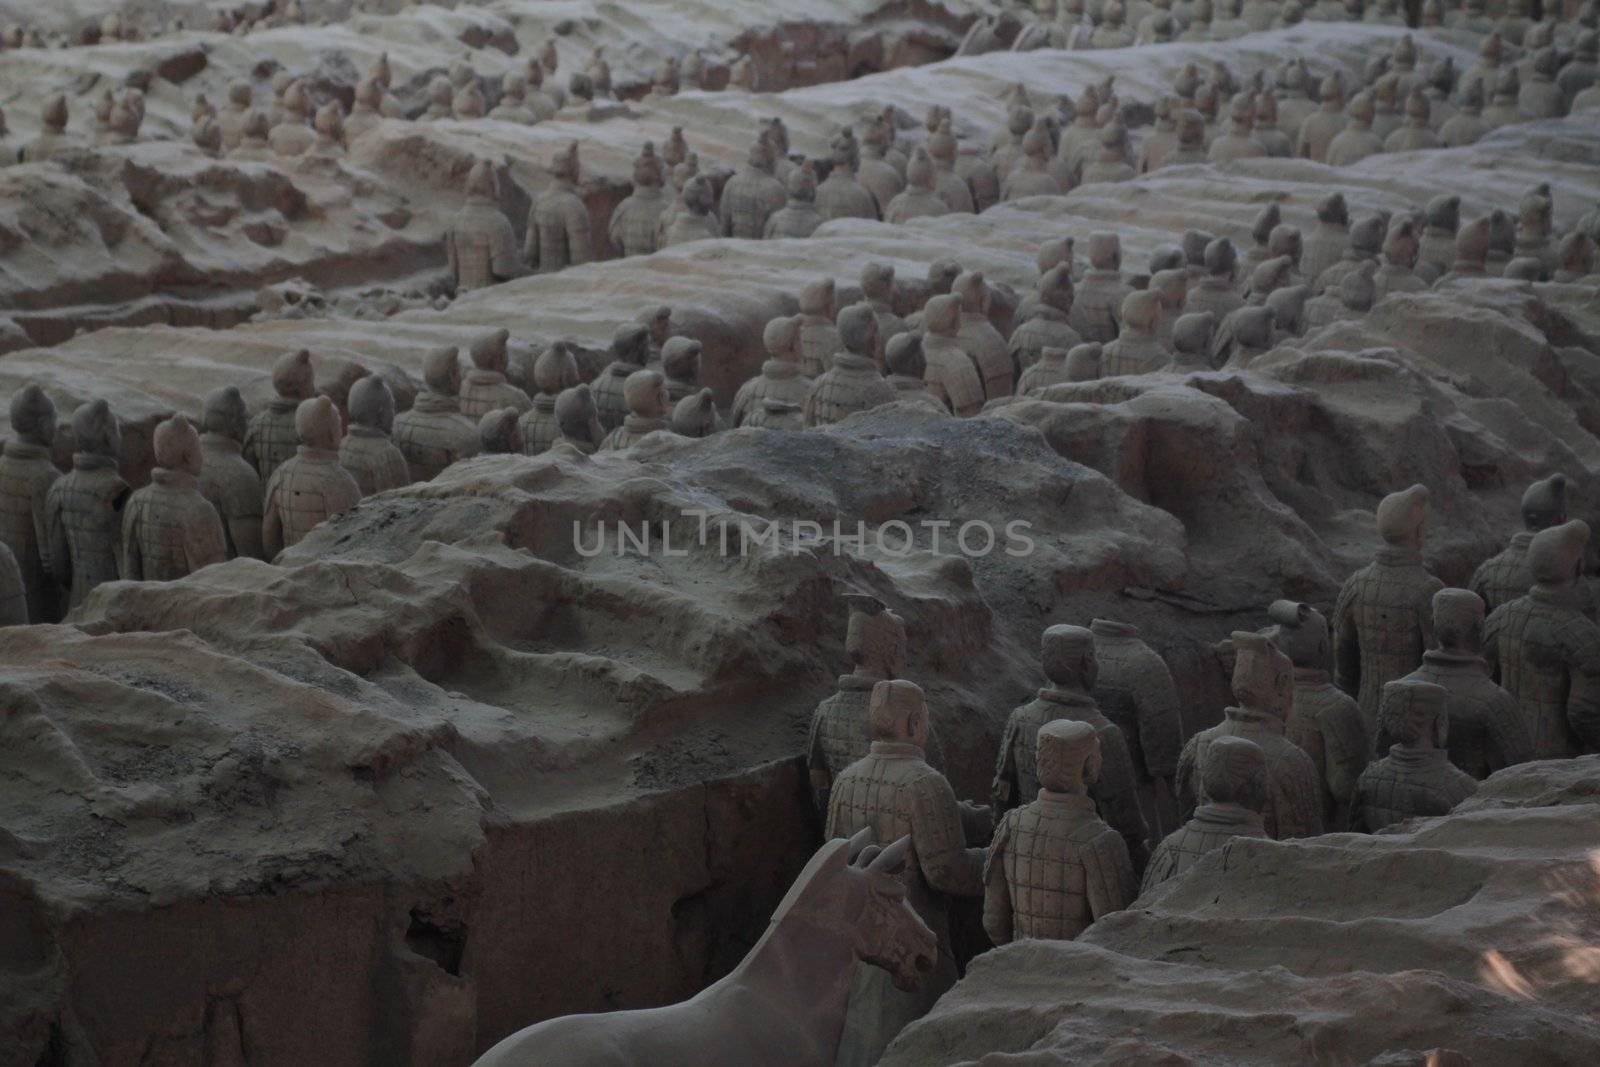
[473,830,936,1067]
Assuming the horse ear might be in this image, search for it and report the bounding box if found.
[846,826,877,865]
[867,835,912,874]
[854,844,883,869]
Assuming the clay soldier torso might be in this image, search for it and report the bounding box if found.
[993,689,1149,865]
[1470,531,1535,615]
[986,792,1135,940]
[733,363,811,428]
[1484,590,1600,759]
[1139,801,1267,893]
[459,370,532,421]
[262,447,361,555]
[1090,623,1183,794]
[0,542,26,626]
[1009,310,1083,373]
[392,395,481,483]
[448,204,520,292]
[804,354,895,427]
[243,399,301,483]
[120,473,227,582]
[816,170,878,222]
[517,394,561,454]
[1404,650,1531,779]
[199,433,264,560]
[338,427,411,496]
[720,166,786,239]
[43,457,128,610]
[610,186,669,258]
[0,440,61,622]
[1334,548,1444,735]
[1069,271,1132,344]
[527,183,593,274]
[807,675,876,802]
[1176,708,1324,839]
[1284,668,1369,830]
[1353,747,1476,831]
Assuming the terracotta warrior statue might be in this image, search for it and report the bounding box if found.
[1396,588,1531,780]
[1472,474,1572,615]
[808,595,907,812]
[1187,237,1245,323]
[218,80,253,150]
[1333,484,1445,736]
[1300,192,1350,288]
[1102,290,1168,377]
[721,136,787,239]
[1296,72,1348,163]
[593,324,652,431]
[0,385,62,622]
[198,386,264,560]
[518,344,581,454]
[599,369,672,451]
[473,831,935,1067]
[1373,218,1426,301]
[1353,680,1477,831]
[392,347,482,482]
[526,142,593,274]
[1008,266,1081,373]
[448,160,522,293]
[920,295,986,417]
[1090,619,1185,838]
[805,304,894,427]
[883,334,946,411]
[43,399,128,611]
[994,624,1150,867]
[856,113,905,217]
[1313,213,1384,297]
[951,272,1013,400]
[1264,600,1369,830]
[985,718,1137,944]
[1483,520,1600,759]
[733,316,809,427]
[242,349,314,482]
[120,415,227,581]
[816,128,879,222]
[1141,735,1269,893]
[548,385,605,454]
[883,147,950,225]
[658,175,720,248]
[339,375,411,497]
[1177,631,1324,839]
[460,330,532,420]
[825,679,987,1067]
[797,279,841,380]
[1070,233,1132,344]
[859,263,905,364]
[610,142,670,258]
[261,396,359,555]
[765,165,825,239]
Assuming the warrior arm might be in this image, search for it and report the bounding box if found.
[1332,578,1361,697]
[991,716,1020,814]
[118,497,144,581]
[1173,735,1200,822]
[981,816,1015,946]
[1085,830,1138,921]
[1563,625,1600,753]
[912,774,986,899]
[187,499,229,572]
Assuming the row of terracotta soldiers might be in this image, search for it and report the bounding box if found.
[806,474,1597,1062]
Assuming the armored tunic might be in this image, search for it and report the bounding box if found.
[1484,588,1600,759]
[42,455,128,610]
[1300,223,1350,287]
[1352,746,1477,832]
[719,167,786,239]
[1470,532,1535,615]
[1333,546,1444,736]
[1069,270,1132,344]
[338,426,411,496]
[763,200,824,239]
[447,199,520,291]
[608,185,669,258]
[921,335,986,417]
[591,362,639,432]
[525,182,593,274]
[884,187,950,225]
[815,171,878,222]
[119,469,227,582]
[262,446,362,556]
[984,791,1136,943]
[1284,667,1370,830]
[1185,277,1245,323]
[1101,333,1169,377]
[0,542,25,626]
[804,353,895,427]
[1176,706,1324,839]
[198,433,264,560]
[1009,310,1083,373]
[459,369,532,421]
[391,394,480,483]
[993,688,1150,866]
[1402,650,1532,779]
[958,311,1015,400]
[0,440,61,622]
[598,415,670,452]
[732,362,811,428]
[517,394,561,454]
[243,398,302,483]
[1140,802,1267,894]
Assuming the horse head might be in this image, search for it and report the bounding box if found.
[845,830,937,992]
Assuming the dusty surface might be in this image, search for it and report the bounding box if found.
[1,9,1599,1067]
[881,756,1600,1066]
